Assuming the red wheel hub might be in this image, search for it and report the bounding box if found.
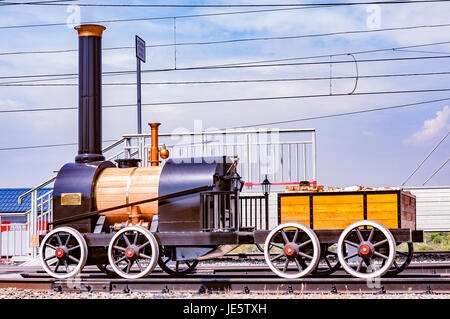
[359,245,370,255]
[284,245,295,256]
[55,249,64,258]
[126,248,135,258]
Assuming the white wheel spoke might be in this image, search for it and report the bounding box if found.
[292,230,299,243]
[368,228,375,242]
[374,251,389,260]
[115,255,127,264]
[297,239,312,249]
[344,252,358,261]
[298,251,313,260]
[373,239,389,248]
[46,244,58,250]
[355,229,364,243]
[294,258,303,272]
[270,253,284,262]
[344,240,359,248]
[68,255,80,264]
[68,245,80,252]
[280,230,289,244]
[282,259,290,272]
[113,245,126,252]
[136,259,144,272]
[356,259,364,272]
[44,255,56,262]
[269,242,283,249]
[140,253,152,259]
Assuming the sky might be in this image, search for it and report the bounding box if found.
[0,0,449,189]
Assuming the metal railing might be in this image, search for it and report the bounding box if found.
[111,128,317,188]
[201,191,239,231]
[240,195,269,230]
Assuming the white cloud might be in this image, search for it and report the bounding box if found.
[403,105,450,145]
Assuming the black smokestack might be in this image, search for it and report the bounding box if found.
[74,24,106,163]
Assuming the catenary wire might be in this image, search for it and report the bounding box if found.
[1,54,450,82]
[2,88,450,114]
[1,24,450,56]
[1,96,449,151]
[1,71,449,87]
[3,0,450,7]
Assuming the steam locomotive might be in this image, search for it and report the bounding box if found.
[38,24,424,280]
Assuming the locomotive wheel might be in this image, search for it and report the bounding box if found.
[337,220,396,279]
[108,226,159,279]
[264,222,320,279]
[158,247,199,276]
[39,227,88,279]
[312,243,341,276]
[384,242,414,276]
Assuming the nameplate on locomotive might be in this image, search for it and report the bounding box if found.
[61,193,82,205]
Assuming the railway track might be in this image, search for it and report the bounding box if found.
[0,263,448,294]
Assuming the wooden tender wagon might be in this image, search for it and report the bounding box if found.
[255,187,423,279]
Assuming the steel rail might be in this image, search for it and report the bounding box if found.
[5,273,450,294]
[6,262,448,294]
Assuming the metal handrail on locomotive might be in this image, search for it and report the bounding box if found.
[37,24,424,280]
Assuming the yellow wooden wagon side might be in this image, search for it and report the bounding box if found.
[278,189,416,231]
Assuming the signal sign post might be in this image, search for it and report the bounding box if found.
[136,35,146,134]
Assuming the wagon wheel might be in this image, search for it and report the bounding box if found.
[39,227,88,279]
[108,226,159,279]
[312,243,341,276]
[337,220,396,279]
[158,246,199,276]
[384,242,414,276]
[264,222,320,279]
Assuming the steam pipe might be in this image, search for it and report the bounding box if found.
[149,123,161,166]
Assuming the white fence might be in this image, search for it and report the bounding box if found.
[0,223,29,258]
[405,186,450,232]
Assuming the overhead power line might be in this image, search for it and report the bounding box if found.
[0,6,332,30]
[2,96,449,152]
[422,157,450,185]
[2,71,450,87]
[0,0,80,6]
[224,97,450,129]
[2,88,450,114]
[1,24,450,57]
[2,40,450,85]
[3,0,450,7]
[401,130,450,186]
[1,54,450,82]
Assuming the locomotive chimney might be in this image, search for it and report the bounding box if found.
[149,123,161,166]
[74,24,106,163]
